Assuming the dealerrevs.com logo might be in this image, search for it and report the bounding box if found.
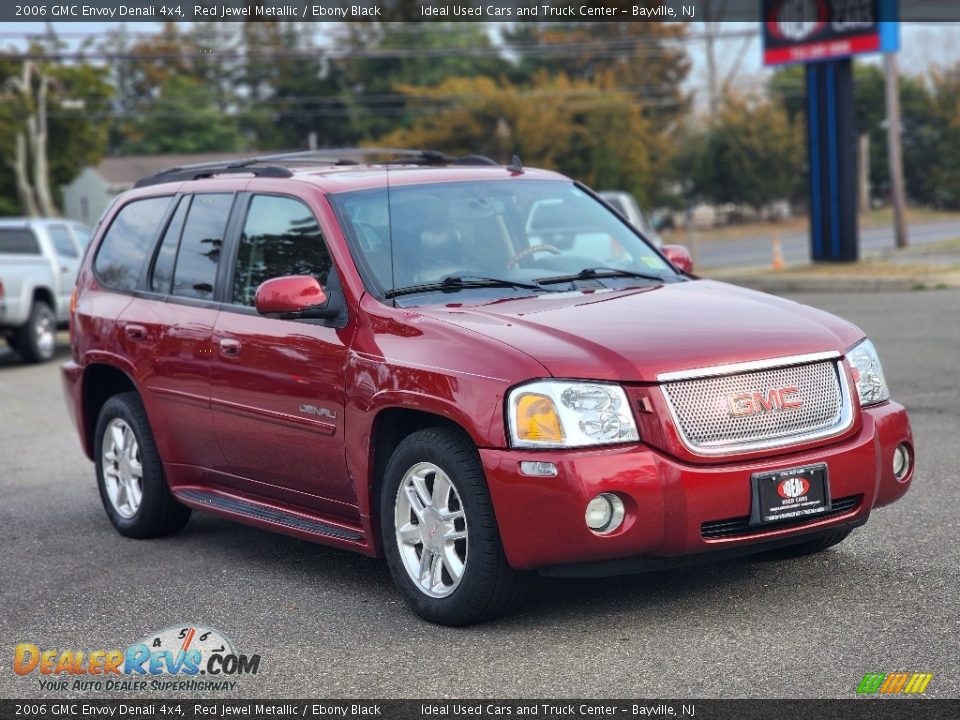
[857,672,934,695]
[14,625,260,692]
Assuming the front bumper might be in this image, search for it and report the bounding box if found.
[482,401,913,571]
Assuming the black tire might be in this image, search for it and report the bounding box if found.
[758,529,854,559]
[13,300,56,363]
[380,427,532,626]
[94,392,191,538]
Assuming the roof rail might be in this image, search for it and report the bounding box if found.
[133,164,293,188]
[133,148,502,188]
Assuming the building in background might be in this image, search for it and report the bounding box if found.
[61,153,254,223]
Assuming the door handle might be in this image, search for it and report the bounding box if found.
[219,338,241,358]
[60,266,70,273]
[124,324,147,341]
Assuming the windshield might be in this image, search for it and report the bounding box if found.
[330,179,677,304]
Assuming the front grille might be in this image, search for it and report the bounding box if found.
[660,358,850,455]
[701,495,862,539]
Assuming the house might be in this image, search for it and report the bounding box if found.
[61,152,256,224]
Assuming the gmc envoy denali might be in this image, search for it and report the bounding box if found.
[62,150,914,625]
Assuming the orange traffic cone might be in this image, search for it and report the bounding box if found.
[772,235,785,270]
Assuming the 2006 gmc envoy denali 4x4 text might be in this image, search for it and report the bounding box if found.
[62,150,914,625]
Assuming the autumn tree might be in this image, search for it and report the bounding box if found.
[376,72,662,207]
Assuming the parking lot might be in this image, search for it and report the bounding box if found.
[1,288,957,699]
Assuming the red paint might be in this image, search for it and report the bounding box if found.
[661,244,694,274]
[255,276,328,315]
[763,34,881,66]
[62,166,914,571]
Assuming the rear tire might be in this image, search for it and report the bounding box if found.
[759,529,853,559]
[13,300,56,363]
[94,392,191,538]
[380,427,532,625]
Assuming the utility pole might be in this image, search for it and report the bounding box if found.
[884,52,909,248]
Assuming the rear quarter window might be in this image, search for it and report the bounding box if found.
[94,196,173,291]
[0,228,41,255]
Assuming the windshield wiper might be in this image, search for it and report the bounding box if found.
[384,275,546,300]
[535,266,666,286]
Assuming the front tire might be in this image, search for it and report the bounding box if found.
[380,427,531,625]
[13,300,56,363]
[94,392,191,538]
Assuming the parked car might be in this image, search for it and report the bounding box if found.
[62,152,913,625]
[598,190,663,247]
[0,218,91,363]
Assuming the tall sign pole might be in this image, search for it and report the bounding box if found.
[885,52,909,247]
[762,0,901,263]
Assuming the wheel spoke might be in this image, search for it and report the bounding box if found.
[404,484,427,520]
[441,545,465,582]
[410,471,433,508]
[110,424,125,453]
[418,548,435,582]
[430,472,452,511]
[443,527,467,542]
[127,479,143,510]
[128,456,143,479]
[397,522,421,545]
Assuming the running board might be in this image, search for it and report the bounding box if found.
[176,489,364,543]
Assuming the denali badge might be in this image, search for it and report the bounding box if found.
[726,387,802,416]
[299,404,337,419]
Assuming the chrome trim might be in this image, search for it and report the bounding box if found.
[659,359,855,457]
[656,351,842,383]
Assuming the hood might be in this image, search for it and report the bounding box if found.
[416,280,864,383]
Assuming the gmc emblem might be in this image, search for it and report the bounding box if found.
[727,387,803,416]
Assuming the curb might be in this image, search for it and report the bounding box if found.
[703,271,960,294]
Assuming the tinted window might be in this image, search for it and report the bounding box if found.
[150,197,189,294]
[232,195,332,307]
[0,228,40,255]
[49,226,78,258]
[95,196,173,291]
[171,193,233,301]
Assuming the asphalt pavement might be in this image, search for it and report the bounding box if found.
[691,218,960,269]
[1,289,958,699]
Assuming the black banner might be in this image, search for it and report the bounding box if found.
[3,0,960,24]
[2,700,960,720]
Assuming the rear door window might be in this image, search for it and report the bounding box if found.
[49,225,79,258]
[94,196,173,291]
[150,196,189,294]
[231,195,332,307]
[171,193,233,301]
[0,228,41,255]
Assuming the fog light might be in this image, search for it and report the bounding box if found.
[585,493,625,534]
[519,461,558,477]
[893,444,911,481]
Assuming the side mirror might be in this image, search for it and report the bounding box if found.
[254,276,338,319]
[661,244,694,274]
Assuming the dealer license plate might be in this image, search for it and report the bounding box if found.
[750,463,831,525]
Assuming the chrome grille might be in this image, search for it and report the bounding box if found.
[660,357,851,455]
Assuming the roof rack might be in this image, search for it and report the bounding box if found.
[133,148,501,188]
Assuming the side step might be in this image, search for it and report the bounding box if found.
[176,488,364,543]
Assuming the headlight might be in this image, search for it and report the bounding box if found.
[847,338,890,406]
[507,380,639,448]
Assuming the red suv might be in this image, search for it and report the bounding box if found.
[62,151,914,625]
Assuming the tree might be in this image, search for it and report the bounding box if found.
[121,75,244,154]
[375,72,663,207]
[688,95,804,214]
[0,46,112,216]
[502,19,691,127]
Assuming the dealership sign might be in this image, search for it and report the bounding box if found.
[762,0,900,66]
